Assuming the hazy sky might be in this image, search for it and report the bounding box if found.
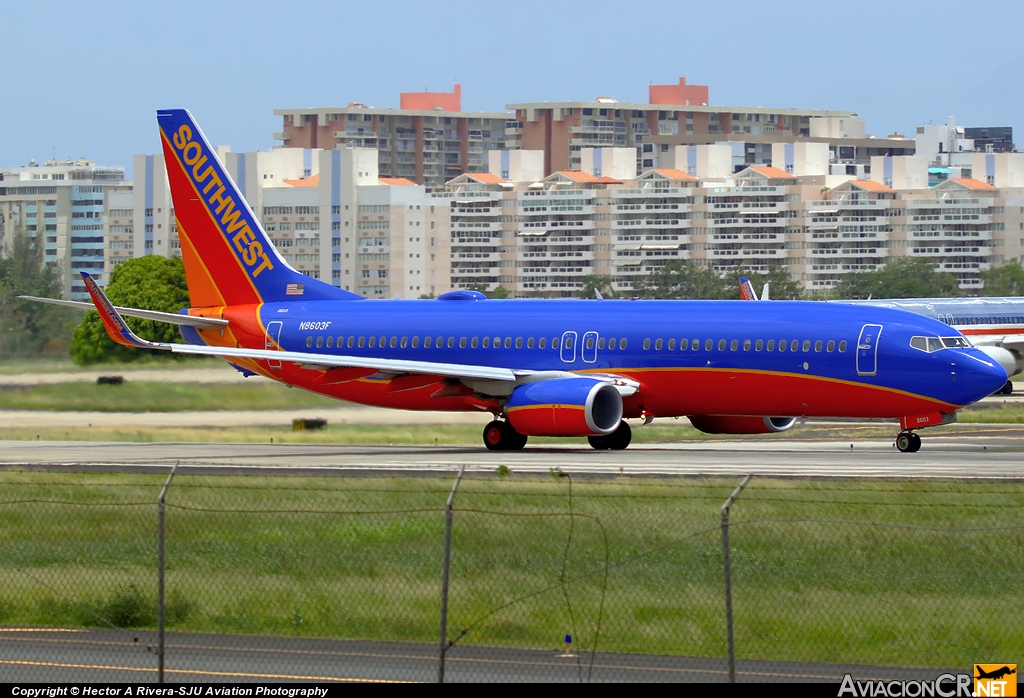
[2,0,1021,177]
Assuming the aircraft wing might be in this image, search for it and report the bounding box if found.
[17,294,228,329]
[972,334,1024,351]
[79,272,516,382]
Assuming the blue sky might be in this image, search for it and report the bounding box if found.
[2,0,1021,176]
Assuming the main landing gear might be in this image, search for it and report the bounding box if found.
[588,420,632,450]
[895,431,922,453]
[483,420,528,451]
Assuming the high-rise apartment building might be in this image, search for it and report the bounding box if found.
[0,159,127,300]
[274,85,510,191]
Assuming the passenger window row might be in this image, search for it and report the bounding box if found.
[642,337,848,353]
[303,335,632,351]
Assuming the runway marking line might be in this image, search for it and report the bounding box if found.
[0,659,405,682]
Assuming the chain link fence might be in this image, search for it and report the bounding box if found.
[0,468,1021,682]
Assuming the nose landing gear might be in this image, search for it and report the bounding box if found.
[895,431,922,453]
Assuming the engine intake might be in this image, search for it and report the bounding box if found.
[507,377,623,437]
[688,415,797,435]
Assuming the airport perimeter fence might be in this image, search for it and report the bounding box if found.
[0,467,1022,683]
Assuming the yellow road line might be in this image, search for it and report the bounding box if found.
[0,660,405,683]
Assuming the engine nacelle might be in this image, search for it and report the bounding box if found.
[976,346,1023,378]
[688,415,798,435]
[507,377,623,437]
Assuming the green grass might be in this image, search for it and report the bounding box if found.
[0,380,339,412]
[0,472,1020,667]
[0,356,225,374]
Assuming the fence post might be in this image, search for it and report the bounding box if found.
[721,474,752,684]
[157,462,179,684]
[438,464,466,684]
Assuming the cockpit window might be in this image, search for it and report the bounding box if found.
[927,337,944,352]
[941,336,971,348]
[911,335,972,352]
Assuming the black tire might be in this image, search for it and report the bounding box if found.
[908,432,922,453]
[896,433,912,453]
[588,435,610,450]
[1001,380,1014,395]
[483,421,505,451]
[608,421,632,450]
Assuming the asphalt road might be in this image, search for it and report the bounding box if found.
[2,425,1024,479]
[0,628,962,683]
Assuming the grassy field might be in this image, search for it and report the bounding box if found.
[0,356,226,374]
[0,471,1020,667]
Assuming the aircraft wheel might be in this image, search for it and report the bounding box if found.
[1000,380,1014,395]
[483,420,528,451]
[896,432,919,453]
[588,435,610,450]
[607,421,632,450]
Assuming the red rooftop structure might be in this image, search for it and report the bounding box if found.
[400,84,462,111]
[649,76,709,106]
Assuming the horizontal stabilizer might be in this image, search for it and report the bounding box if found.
[17,295,228,329]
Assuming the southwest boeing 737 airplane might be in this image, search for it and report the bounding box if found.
[25,111,1008,454]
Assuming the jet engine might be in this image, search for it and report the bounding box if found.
[507,377,623,437]
[688,415,797,434]
[976,346,1023,378]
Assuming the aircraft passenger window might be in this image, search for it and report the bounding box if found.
[448,337,455,348]
[493,336,500,347]
[424,336,432,348]
[597,338,604,349]
[326,336,333,348]
[505,337,512,348]
[472,337,479,348]
[730,340,738,351]
[401,337,408,348]
[744,340,751,351]
[814,341,822,352]
[483,337,490,348]
[369,337,376,348]
[827,340,835,352]
[790,340,799,352]
[668,339,675,351]
[620,338,627,349]
[390,337,397,348]
[585,337,593,350]
[316,337,324,349]
[529,338,536,349]
[718,340,726,351]
[608,338,616,350]
[552,338,559,349]
[459,338,466,348]
[564,337,573,349]
[347,337,354,349]
[802,340,810,352]
[436,336,443,347]
[306,337,313,348]
[379,336,386,347]
[644,339,651,350]
[358,337,366,348]
[680,339,689,350]
[516,338,524,349]
[705,339,713,351]
[655,339,663,350]
[412,337,419,348]
[767,340,775,351]
[755,340,763,351]
[839,341,847,352]
[540,337,548,349]
[778,340,786,352]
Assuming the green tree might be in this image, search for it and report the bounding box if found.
[631,260,732,299]
[70,255,193,365]
[488,285,510,299]
[980,259,1024,296]
[1,230,75,359]
[833,257,961,299]
[578,274,615,299]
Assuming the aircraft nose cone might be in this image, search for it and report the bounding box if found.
[962,351,1009,405]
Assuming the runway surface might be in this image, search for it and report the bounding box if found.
[0,628,959,683]
[3,426,1024,478]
